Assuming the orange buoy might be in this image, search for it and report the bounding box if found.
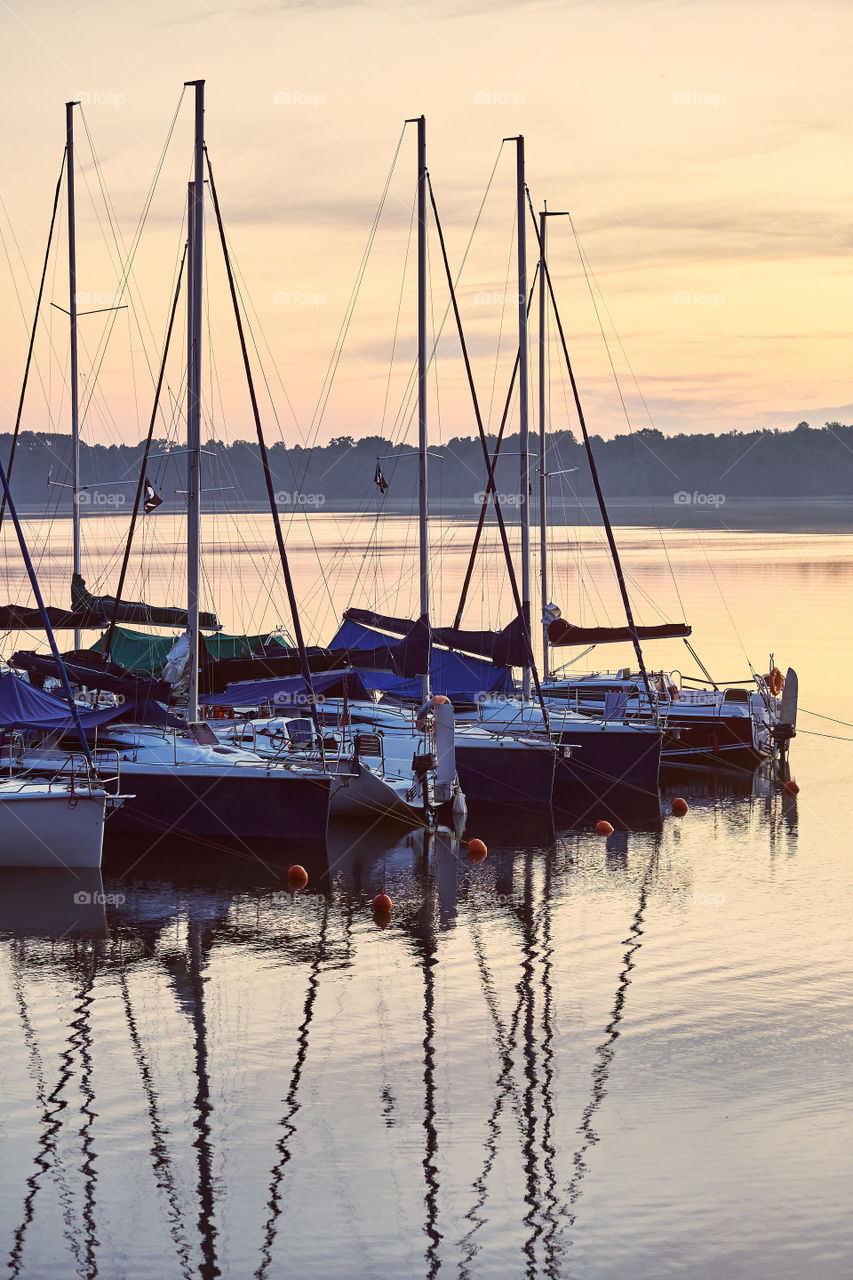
[288,864,309,891]
[467,838,488,861]
[783,779,800,795]
[671,797,689,817]
[595,820,614,836]
[373,908,392,930]
[373,892,393,913]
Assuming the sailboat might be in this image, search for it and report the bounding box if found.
[526,205,798,775]
[0,452,126,868]
[2,86,332,851]
[320,120,559,817]
[333,136,661,820]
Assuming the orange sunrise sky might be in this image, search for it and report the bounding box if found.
[1,0,851,454]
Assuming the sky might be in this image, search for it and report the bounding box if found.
[1,0,852,454]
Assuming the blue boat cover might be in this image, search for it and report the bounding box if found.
[328,620,514,701]
[0,673,182,732]
[199,668,374,710]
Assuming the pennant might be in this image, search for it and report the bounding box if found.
[373,462,389,495]
[143,478,163,513]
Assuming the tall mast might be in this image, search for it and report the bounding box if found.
[185,80,204,722]
[538,207,548,682]
[413,114,429,703]
[511,136,530,700]
[66,101,81,651]
[537,206,568,683]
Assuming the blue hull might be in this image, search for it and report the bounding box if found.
[553,727,661,819]
[106,769,331,846]
[454,742,556,814]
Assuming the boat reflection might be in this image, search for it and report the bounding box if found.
[0,764,799,1277]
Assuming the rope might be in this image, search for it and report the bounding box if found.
[524,188,656,712]
[0,148,67,532]
[427,171,551,733]
[798,706,853,729]
[566,213,688,623]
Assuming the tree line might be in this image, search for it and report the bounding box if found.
[3,420,851,510]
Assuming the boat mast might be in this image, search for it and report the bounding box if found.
[66,101,82,651]
[509,136,531,700]
[410,113,430,704]
[538,206,548,682]
[185,80,204,722]
[537,206,568,684]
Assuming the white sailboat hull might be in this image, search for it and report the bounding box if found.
[0,783,107,869]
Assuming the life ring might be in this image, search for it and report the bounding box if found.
[766,668,783,696]
[415,693,449,732]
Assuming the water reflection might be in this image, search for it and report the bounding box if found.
[0,769,811,1277]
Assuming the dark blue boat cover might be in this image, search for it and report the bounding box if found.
[329,620,514,701]
[0,673,182,731]
[198,668,374,709]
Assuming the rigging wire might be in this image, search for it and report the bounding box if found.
[565,213,689,624]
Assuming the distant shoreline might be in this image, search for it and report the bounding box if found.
[19,495,853,534]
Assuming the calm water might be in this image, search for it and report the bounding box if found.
[1,520,851,1278]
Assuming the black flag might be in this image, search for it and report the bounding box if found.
[373,462,389,495]
[143,478,163,513]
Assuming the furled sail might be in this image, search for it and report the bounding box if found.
[201,618,431,695]
[343,608,528,668]
[547,618,692,646]
[12,649,172,703]
[71,574,219,631]
[0,604,81,630]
